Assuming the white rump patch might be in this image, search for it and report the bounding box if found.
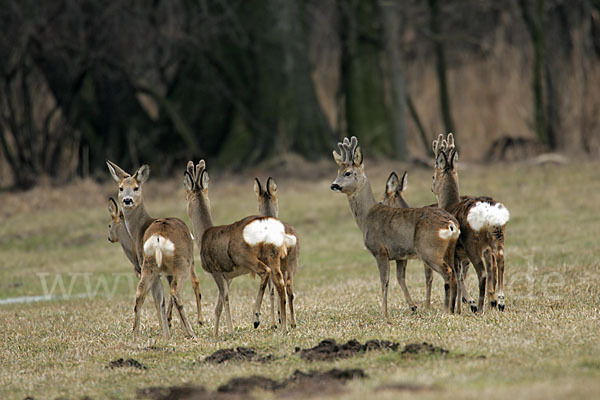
[143,234,175,267]
[284,234,297,249]
[243,218,286,247]
[467,201,510,231]
[439,221,460,240]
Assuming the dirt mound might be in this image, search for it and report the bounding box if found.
[296,338,398,361]
[218,375,282,393]
[204,347,273,364]
[400,342,448,356]
[377,382,434,392]
[108,358,147,370]
[138,368,366,399]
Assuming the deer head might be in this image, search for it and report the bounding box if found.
[382,171,409,208]
[254,177,279,218]
[330,136,365,195]
[183,160,210,220]
[106,160,150,211]
[107,197,122,243]
[431,133,458,197]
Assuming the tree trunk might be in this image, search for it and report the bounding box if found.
[379,0,408,160]
[428,0,455,137]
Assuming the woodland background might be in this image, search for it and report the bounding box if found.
[2,0,600,189]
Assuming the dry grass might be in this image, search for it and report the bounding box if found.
[1,160,599,399]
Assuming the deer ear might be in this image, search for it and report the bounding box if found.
[134,164,150,183]
[254,178,262,196]
[200,170,210,190]
[449,148,458,168]
[267,177,277,195]
[106,160,129,183]
[183,171,195,193]
[436,151,448,169]
[386,172,399,194]
[333,150,343,166]
[108,197,118,216]
[400,171,408,192]
[353,146,363,166]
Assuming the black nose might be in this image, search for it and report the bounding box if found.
[123,198,133,205]
[331,183,342,191]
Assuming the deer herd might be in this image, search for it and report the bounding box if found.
[106,133,509,341]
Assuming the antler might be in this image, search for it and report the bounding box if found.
[446,133,455,152]
[342,136,358,163]
[432,134,444,158]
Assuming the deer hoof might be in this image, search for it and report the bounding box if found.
[490,300,498,308]
[291,324,297,329]
[254,321,260,329]
[198,320,203,327]
[470,305,478,313]
[498,304,505,312]
[410,305,417,312]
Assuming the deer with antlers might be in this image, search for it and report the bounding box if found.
[184,161,296,335]
[380,172,434,312]
[331,137,461,316]
[254,177,300,328]
[431,133,509,312]
[106,161,202,341]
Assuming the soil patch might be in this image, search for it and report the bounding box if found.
[400,342,449,356]
[204,347,273,364]
[138,368,366,399]
[107,358,147,370]
[296,338,398,361]
[377,382,436,392]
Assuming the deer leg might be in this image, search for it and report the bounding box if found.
[374,254,391,320]
[170,277,196,339]
[165,275,174,329]
[150,277,169,340]
[133,272,152,342]
[190,264,203,326]
[247,259,271,329]
[395,259,417,312]
[270,257,287,331]
[484,249,498,309]
[285,270,296,328]
[224,278,233,334]
[211,273,226,336]
[266,278,276,329]
[459,260,477,312]
[424,264,433,310]
[496,243,506,312]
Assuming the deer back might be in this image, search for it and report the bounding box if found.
[364,204,459,260]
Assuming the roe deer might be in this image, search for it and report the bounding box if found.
[330,137,460,317]
[381,172,434,312]
[108,197,139,277]
[106,161,202,341]
[432,133,509,312]
[184,161,296,335]
[254,177,299,328]
[108,197,184,327]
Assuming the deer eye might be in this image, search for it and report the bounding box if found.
[133,187,139,191]
[119,187,123,191]
[344,171,352,177]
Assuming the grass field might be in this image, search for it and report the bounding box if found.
[1,160,599,399]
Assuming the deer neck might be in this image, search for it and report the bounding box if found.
[347,176,377,232]
[189,196,214,248]
[438,172,461,209]
[117,223,136,266]
[121,202,154,248]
